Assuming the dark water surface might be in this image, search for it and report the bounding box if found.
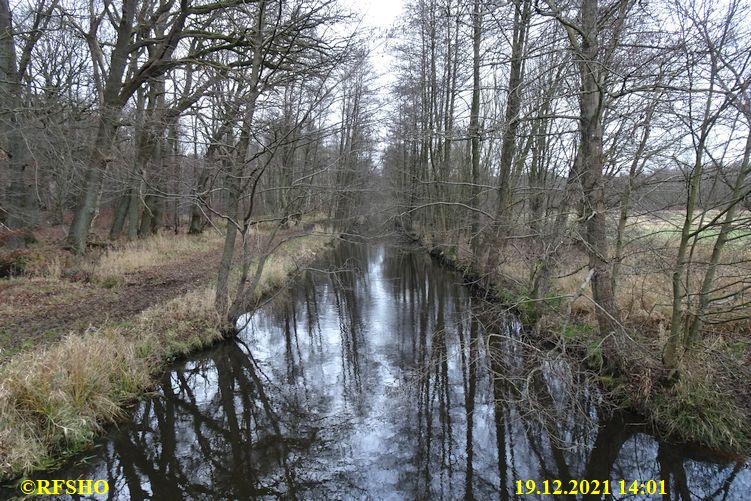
[34,241,750,499]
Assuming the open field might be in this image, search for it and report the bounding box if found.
[625,209,751,244]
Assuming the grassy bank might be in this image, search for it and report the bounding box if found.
[0,230,227,361]
[409,219,751,456]
[0,228,335,480]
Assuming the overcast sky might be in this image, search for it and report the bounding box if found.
[351,0,403,83]
[347,0,405,153]
[355,0,403,29]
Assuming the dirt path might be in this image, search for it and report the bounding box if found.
[0,246,223,357]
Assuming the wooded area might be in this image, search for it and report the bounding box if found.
[384,0,751,381]
[1,0,377,330]
[1,0,750,456]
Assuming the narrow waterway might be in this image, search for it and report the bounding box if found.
[43,240,749,499]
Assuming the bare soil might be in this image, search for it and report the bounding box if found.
[0,246,222,359]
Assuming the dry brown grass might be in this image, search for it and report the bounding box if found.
[94,231,224,279]
[491,211,751,333]
[228,227,334,302]
[0,232,334,480]
[414,213,751,451]
[0,287,219,478]
[421,212,751,333]
[0,244,70,281]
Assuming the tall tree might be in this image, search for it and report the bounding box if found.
[1,0,60,247]
[64,0,233,253]
[494,0,532,231]
[468,0,482,260]
[542,0,635,336]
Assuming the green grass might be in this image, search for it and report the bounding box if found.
[625,211,751,246]
[648,374,749,452]
[562,323,595,339]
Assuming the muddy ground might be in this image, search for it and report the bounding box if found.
[0,245,223,359]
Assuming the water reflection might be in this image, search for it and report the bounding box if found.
[35,241,749,500]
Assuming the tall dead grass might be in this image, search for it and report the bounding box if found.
[0,232,333,480]
[94,232,224,279]
[0,287,219,478]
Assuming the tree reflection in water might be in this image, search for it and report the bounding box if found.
[50,241,749,500]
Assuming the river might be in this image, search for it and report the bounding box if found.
[38,240,751,499]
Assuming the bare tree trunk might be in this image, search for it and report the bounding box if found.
[440,3,460,234]
[611,101,656,290]
[127,177,141,240]
[1,0,37,247]
[169,120,180,232]
[188,167,210,234]
[109,191,130,240]
[541,0,631,336]
[66,0,195,252]
[66,0,137,253]
[577,0,619,336]
[664,61,720,372]
[214,172,240,324]
[686,131,751,349]
[67,106,122,251]
[468,0,482,260]
[214,0,266,326]
[138,193,164,237]
[531,148,581,307]
[494,0,531,230]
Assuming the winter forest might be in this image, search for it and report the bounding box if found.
[1,0,750,494]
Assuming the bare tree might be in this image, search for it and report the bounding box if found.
[540,0,636,336]
[0,0,60,247]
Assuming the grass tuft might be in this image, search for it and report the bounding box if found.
[0,330,150,475]
[649,373,749,451]
[0,231,334,480]
[0,285,230,479]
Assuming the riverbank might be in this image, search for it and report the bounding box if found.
[1,236,744,499]
[0,225,336,480]
[406,227,750,458]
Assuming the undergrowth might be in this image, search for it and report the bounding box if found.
[647,371,748,452]
[414,226,750,456]
[93,231,224,279]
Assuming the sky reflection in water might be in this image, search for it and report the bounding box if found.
[45,241,750,500]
